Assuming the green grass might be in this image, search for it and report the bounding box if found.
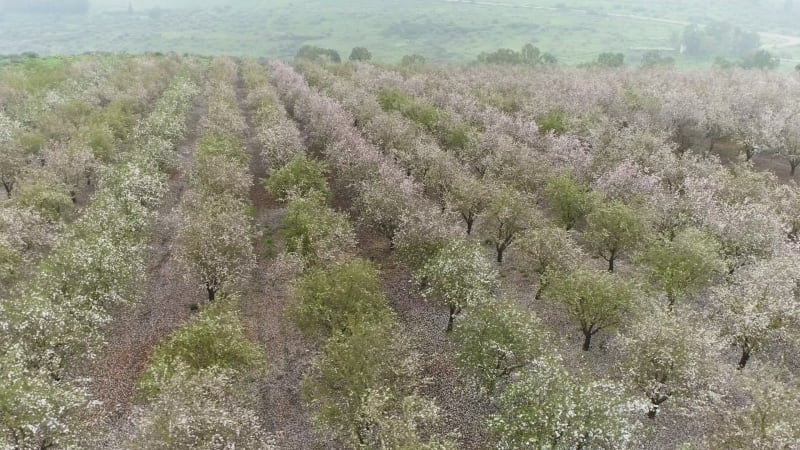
[1,0,798,68]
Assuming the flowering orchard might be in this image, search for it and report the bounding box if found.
[1,55,799,448]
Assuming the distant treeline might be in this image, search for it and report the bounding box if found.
[1,0,89,14]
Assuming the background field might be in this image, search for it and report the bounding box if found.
[1,1,799,67]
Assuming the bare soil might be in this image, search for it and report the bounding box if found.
[235,72,319,448]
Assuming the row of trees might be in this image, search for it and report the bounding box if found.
[0,60,202,449]
[0,56,181,289]
[272,60,656,448]
[257,65,457,447]
[292,59,800,446]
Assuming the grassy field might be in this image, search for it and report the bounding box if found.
[1,0,799,67]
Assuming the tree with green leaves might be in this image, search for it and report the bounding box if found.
[515,225,584,299]
[264,153,330,203]
[638,227,725,310]
[544,269,634,351]
[281,192,355,267]
[597,52,625,68]
[543,172,596,230]
[584,199,646,272]
[291,258,393,339]
[302,322,451,448]
[480,185,539,263]
[349,47,372,62]
[452,298,543,392]
[136,299,267,399]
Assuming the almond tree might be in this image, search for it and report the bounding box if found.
[175,194,255,302]
[616,307,723,419]
[584,199,647,272]
[415,239,498,332]
[543,172,597,230]
[479,184,539,263]
[544,268,634,351]
[489,356,642,449]
[712,256,800,369]
[514,225,584,298]
[711,367,800,449]
[452,298,543,392]
[638,227,726,310]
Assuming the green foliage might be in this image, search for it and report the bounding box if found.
[638,227,725,308]
[195,133,248,165]
[400,54,426,66]
[264,153,330,202]
[281,192,355,266]
[15,131,46,154]
[349,46,372,61]
[489,357,641,449]
[641,50,676,68]
[544,268,634,351]
[302,322,447,448]
[536,109,568,135]
[597,52,625,67]
[738,50,780,70]
[0,240,21,284]
[543,172,596,230]
[480,185,539,263]
[443,122,473,151]
[477,43,557,66]
[137,299,267,399]
[296,45,341,63]
[453,299,543,392]
[584,199,647,272]
[12,176,74,223]
[377,88,441,133]
[84,124,115,163]
[291,258,393,339]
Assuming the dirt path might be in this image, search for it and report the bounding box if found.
[235,69,318,448]
[87,94,206,435]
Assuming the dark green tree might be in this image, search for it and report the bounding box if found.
[349,46,372,61]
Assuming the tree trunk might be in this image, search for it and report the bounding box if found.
[791,160,799,176]
[496,243,505,263]
[582,330,592,352]
[737,346,751,370]
[463,212,474,235]
[207,286,216,302]
[1,180,12,196]
[745,146,754,161]
[607,249,616,272]
[647,395,669,419]
[446,304,460,332]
